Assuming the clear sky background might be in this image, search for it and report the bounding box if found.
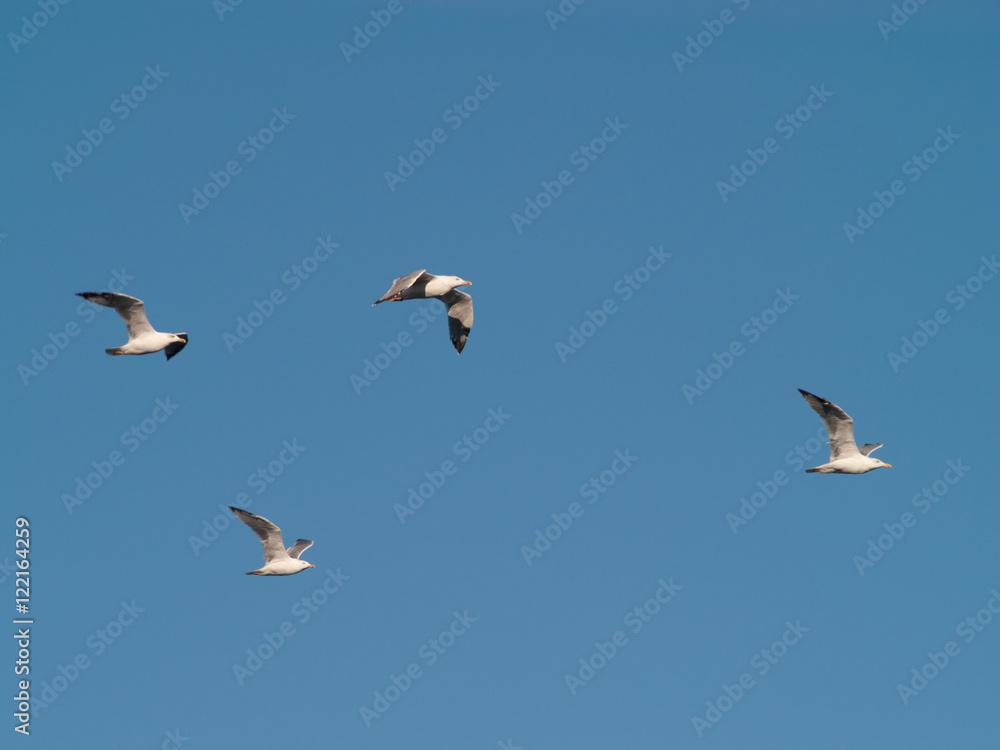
[3,1,1000,748]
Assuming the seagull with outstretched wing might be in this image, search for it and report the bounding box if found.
[373,270,473,354]
[798,389,892,474]
[77,292,188,359]
[230,507,316,576]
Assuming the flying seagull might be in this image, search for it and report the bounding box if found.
[77,292,188,359]
[373,270,473,354]
[229,507,315,576]
[798,389,892,474]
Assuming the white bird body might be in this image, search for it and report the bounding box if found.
[230,507,315,576]
[373,270,473,353]
[798,389,892,474]
[77,292,188,359]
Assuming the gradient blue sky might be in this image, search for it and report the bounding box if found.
[4,1,1000,748]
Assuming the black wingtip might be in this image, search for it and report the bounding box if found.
[164,334,188,361]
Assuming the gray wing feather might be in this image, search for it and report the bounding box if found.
[77,292,155,339]
[373,270,429,305]
[859,443,883,457]
[439,289,473,354]
[286,539,314,559]
[798,389,861,460]
[230,507,289,564]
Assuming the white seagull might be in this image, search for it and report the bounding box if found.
[77,292,188,359]
[798,389,892,474]
[373,270,473,354]
[230,507,315,576]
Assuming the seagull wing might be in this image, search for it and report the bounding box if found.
[373,270,429,304]
[439,289,473,354]
[859,443,883,457]
[286,539,314,559]
[230,507,290,564]
[164,333,188,360]
[798,389,861,460]
[77,292,155,340]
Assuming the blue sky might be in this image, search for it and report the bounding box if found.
[4,1,1000,747]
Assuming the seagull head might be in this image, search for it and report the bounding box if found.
[875,460,892,469]
[448,276,471,289]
